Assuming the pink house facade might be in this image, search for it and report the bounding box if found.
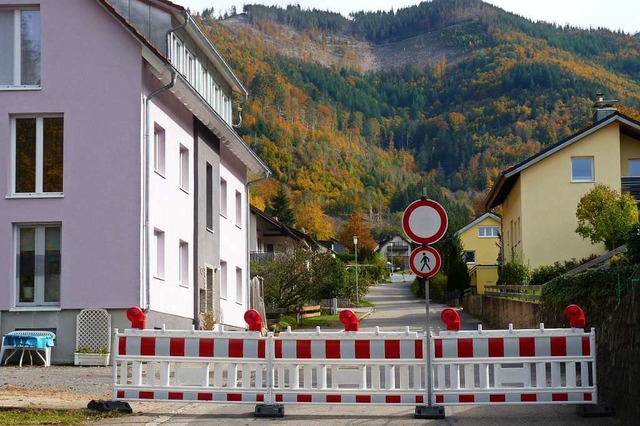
[0,0,269,363]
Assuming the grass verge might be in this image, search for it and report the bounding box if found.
[299,314,340,328]
[0,407,125,425]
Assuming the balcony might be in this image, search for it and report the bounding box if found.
[250,251,282,265]
[386,245,409,252]
[621,176,640,202]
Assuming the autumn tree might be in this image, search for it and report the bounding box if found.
[294,201,333,240]
[575,184,638,250]
[338,212,377,258]
[266,185,295,226]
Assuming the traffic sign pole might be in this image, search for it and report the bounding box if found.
[425,277,433,407]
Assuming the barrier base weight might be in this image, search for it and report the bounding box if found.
[577,403,614,417]
[415,405,445,419]
[87,399,133,414]
[254,404,285,418]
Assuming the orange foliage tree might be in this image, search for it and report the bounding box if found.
[338,213,377,258]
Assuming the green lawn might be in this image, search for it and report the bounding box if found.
[0,408,125,425]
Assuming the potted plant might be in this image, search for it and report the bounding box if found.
[74,346,111,366]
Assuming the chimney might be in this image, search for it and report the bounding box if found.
[592,93,618,122]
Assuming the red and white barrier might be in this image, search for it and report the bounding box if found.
[112,307,599,416]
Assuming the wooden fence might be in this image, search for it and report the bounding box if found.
[484,285,543,303]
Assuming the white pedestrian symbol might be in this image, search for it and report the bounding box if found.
[420,252,431,271]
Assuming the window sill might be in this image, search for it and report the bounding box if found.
[6,193,64,199]
[154,170,166,179]
[220,213,228,219]
[571,179,594,183]
[10,306,61,312]
[235,224,242,229]
[179,283,189,288]
[180,187,189,195]
[0,86,41,91]
[154,276,165,281]
[206,227,214,234]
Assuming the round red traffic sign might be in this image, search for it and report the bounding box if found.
[402,199,448,244]
[409,246,442,278]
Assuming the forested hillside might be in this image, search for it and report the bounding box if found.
[195,0,640,238]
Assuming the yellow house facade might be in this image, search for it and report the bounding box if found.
[455,213,501,293]
[485,109,640,268]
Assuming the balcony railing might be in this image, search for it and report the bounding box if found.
[250,251,286,265]
[386,245,409,252]
[621,176,640,201]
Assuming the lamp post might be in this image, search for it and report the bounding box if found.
[353,236,359,306]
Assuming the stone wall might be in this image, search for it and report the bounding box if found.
[462,294,483,317]
[464,296,540,329]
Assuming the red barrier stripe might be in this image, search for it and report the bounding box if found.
[139,391,154,399]
[582,336,591,356]
[327,395,341,403]
[118,337,127,355]
[521,394,537,402]
[198,393,213,401]
[416,395,424,404]
[436,395,444,403]
[355,340,370,359]
[434,339,443,358]
[297,340,311,358]
[168,392,183,400]
[199,339,214,357]
[229,339,244,358]
[414,340,423,358]
[519,337,535,357]
[140,337,156,356]
[116,390,124,399]
[552,393,569,402]
[490,394,506,402]
[356,395,371,403]
[275,340,282,359]
[385,340,400,358]
[584,393,592,401]
[550,337,566,356]
[326,340,341,359]
[228,394,242,401]
[386,395,401,403]
[258,340,266,358]
[257,394,264,402]
[488,338,504,357]
[297,395,312,402]
[275,394,283,402]
[459,394,475,403]
[170,338,185,357]
[458,338,474,358]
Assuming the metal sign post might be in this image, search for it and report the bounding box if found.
[424,277,433,407]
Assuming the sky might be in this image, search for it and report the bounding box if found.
[179,0,640,35]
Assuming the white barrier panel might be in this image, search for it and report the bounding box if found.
[112,324,597,408]
[432,325,597,405]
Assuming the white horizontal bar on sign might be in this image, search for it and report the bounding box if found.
[437,329,592,338]
[432,356,593,363]
[118,330,263,338]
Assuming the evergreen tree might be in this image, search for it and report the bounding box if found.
[266,186,295,226]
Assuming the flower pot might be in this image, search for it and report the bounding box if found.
[74,352,111,366]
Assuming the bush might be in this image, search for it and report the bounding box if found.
[430,273,447,301]
[280,315,297,329]
[498,256,531,286]
[625,222,640,264]
[529,255,603,285]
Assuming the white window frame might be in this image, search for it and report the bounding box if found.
[206,163,214,231]
[179,144,189,193]
[153,229,165,279]
[154,124,166,177]
[179,240,189,287]
[571,157,594,182]
[10,115,64,197]
[463,250,476,264]
[478,226,499,238]
[15,223,61,307]
[0,8,40,89]
[220,178,228,217]
[220,260,228,299]
[235,190,242,228]
[236,267,243,305]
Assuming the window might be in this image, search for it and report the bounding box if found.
[12,116,63,195]
[235,190,242,227]
[16,224,60,306]
[220,178,227,217]
[236,267,243,304]
[220,261,227,299]
[179,144,189,192]
[0,8,40,87]
[153,229,165,279]
[463,250,476,264]
[629,159,640,177]
[571,157,594,182]
[154,125,165,176]
[179,240,188,287]
[206,163,213,230]
[478,226,499,238]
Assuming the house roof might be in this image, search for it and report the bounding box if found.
[375,235,413,252]
[250,206,324,251]
[455,213,501,236]
[484,112,640,210]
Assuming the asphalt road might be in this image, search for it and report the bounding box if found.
[94,277,620,425]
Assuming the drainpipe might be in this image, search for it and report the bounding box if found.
[143,12,188,311]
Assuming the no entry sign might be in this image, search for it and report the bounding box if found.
[402,199,448,245]
[409,246,442,278]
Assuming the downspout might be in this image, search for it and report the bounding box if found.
[246,171,271,309]
[143,12,188,311]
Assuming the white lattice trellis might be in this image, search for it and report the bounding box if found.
[76,309,111,352]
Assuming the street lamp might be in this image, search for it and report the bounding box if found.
[353,236,359,306]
